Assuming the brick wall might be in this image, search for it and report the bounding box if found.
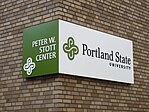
[0,0,149,112]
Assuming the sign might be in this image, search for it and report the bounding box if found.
[23,20,134,84]
[23,20,58,78]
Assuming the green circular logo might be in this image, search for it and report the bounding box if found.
[63,37,79,60]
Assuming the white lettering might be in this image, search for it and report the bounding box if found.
[36,52,56,61]
[32,38,48,47]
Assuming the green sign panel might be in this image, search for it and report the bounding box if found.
[23,20,58,78]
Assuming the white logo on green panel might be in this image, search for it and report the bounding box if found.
[63,37,79,60]
[23,57,35,75]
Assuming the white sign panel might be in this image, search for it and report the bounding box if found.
[59,20,134,84]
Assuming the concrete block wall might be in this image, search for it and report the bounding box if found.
[0,0,149,111]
